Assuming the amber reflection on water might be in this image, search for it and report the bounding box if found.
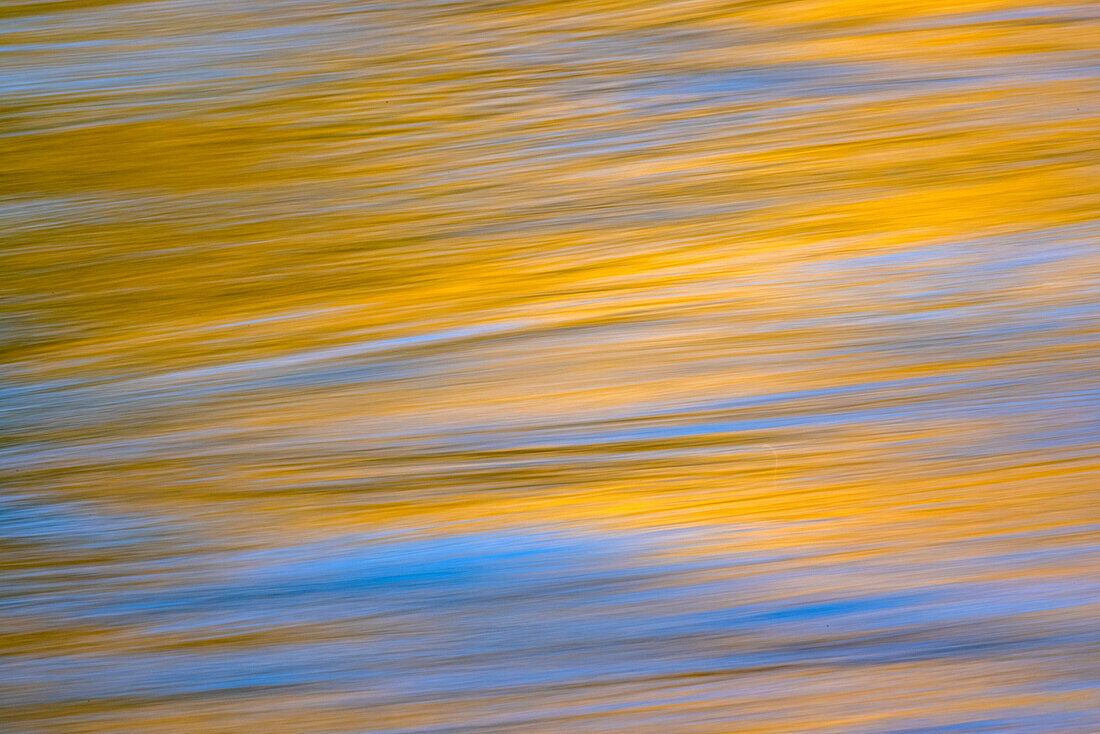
[3,0,1099,732]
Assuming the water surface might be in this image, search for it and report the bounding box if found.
[2,1,1099,732]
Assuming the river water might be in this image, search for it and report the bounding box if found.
[2,1,1099,732]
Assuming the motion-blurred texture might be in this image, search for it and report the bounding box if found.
[2,0,1099,731]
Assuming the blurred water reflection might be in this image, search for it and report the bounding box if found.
[3,1,1099,732]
